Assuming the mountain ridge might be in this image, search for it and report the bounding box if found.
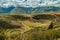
[0,6,60,14]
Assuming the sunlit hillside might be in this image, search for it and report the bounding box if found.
[0,13,60,40]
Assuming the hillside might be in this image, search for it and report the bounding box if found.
[0,14,60,40]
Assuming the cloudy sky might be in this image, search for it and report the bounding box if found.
[0,0,60,8]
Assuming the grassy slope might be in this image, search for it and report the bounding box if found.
[0,13,60,40]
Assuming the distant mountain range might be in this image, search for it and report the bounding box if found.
[0,7,14,14]
[0,6,60,14]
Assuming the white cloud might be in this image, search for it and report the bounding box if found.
[0,0,60,8]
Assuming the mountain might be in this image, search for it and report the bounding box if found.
[0,6,60,14]
[11,6,60,14]
[0,7,14,14]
